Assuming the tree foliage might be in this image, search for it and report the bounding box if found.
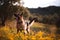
[0,0,21,26]
[0,0,30,26]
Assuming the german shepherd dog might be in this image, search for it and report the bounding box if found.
[14,13,36,34]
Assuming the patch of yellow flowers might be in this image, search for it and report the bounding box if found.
[0,26,60,40]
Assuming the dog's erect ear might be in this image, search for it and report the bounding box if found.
[14,14,18,17]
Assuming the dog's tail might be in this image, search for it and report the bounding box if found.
[28,18,36,27]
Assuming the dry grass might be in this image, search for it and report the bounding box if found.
[0,21,60,40]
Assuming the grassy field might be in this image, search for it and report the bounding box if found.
[0,21,60,40]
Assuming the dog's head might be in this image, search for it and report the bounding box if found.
[20,12,23,16]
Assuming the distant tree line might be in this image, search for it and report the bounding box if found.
[29,13,60,27]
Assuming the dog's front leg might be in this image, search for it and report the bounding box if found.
[24,25,27,34]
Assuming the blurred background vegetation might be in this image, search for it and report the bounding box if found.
[0,0,60,40]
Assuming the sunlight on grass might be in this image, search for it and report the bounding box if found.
[0,22,60,40]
